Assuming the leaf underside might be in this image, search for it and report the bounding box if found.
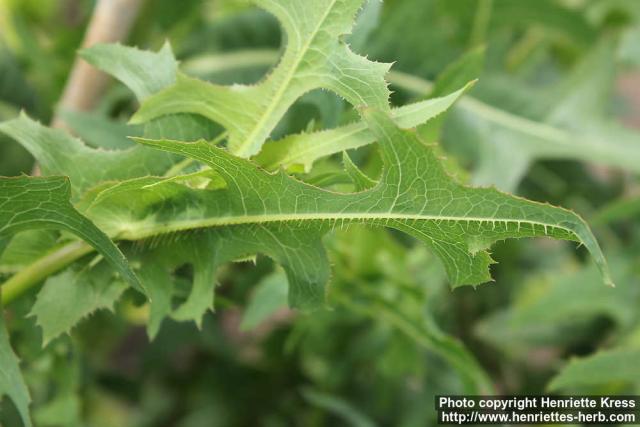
[81,110,611,324]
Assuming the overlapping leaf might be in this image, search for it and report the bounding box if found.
[30,264,127,345]
[82,110,612,322]
[0,176,139,290]
[0,176,140,427]
[0,115,176,196]
[254,83,472,171]
[131,0,392,158]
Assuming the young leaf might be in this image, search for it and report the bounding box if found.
[29,265,127,346]
[0,176,139,291]
[84,110,611,312]
[131,0,392,157]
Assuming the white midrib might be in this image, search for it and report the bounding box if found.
[235,0,338,157]
[116,212,579,241]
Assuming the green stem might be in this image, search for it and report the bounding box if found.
[469,0,494,48]
[1,241,93,304]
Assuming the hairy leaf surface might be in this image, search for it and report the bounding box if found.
[83,111,611,314]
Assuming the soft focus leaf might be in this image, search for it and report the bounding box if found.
[240,269,289,331]
[0,114,175,196]
[549,347,640,391]
[30,265,127,345]
[0,307,31,427]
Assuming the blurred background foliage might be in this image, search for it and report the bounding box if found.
[1,0,640,425]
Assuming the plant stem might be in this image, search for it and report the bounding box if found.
[1,241,93,304]
[469,0,494,48]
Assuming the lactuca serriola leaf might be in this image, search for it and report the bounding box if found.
[131,0,392,158]
[82,110,612,314]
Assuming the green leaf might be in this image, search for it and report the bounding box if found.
[0,305,31,427]
[81,42,221,143]
[79,42,178,102]
[436,40,640,190]
[132,232,220,338]
[0,230,58,274]
[29,264,127,346]
[301,388,376,427]
[240,269,289,332]
[58,109,140,150]
[0,114,176,196]
[132,0,392,158]
[548,347,640,391]
[254,83,471,171]
[475,256,635,353]
[329,225,494,393]
[84,110,611,313]
[0,176,139,292]
[342,152,376,191]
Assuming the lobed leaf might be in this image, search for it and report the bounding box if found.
[0,114,175,196]
[81,43,223,143]
[131,0,392,158]
[82,111,611,315]
[254,83,472,171]
[30,265,127,346]
[79,42,178,102]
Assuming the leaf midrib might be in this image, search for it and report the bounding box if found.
[236,0,338,157]
[113,212,578,241]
